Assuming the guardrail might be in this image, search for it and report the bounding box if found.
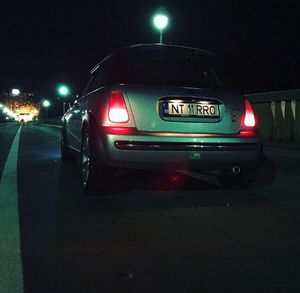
[246,89,300,142]
[37,117,62,126]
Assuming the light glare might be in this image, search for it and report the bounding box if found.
[153,14,168,30]
[109,109,129,123]
[244,100,256,127]
[43,100,51,108]
[12,89,20,96]
[57,85,70,97]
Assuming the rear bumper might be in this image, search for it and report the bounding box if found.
[114,141,259,152]
[96,131,262,172]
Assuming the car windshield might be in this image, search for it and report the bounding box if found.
[108,49,225,88]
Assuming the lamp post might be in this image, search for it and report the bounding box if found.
[153,14,169,44]
[57,84,71,115]
[42,100,51,121]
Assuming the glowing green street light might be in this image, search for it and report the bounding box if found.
[57,84,70,97]
[42,99,51,120]
[57,84,71,115]
[42,100,51,108]
[153,13,169,44]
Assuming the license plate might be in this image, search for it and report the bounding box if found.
[162,101,219,117]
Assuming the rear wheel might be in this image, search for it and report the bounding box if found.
[81,127,113,195]
[61,126,74,162]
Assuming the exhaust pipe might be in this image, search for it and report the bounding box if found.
[232,165,241,175]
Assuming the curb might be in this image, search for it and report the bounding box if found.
[264,152,300,173]
[0,122,17,126]
[263,145,300,160]
[263,143,300,150]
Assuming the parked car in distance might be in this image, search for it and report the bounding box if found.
[61,44,262,194]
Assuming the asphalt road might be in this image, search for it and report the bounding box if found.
[1,123,300,293]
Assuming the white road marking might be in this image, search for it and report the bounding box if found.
[0,126,23,293]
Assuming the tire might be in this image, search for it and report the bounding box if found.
[80,127,113,195]
[61,126,74,162]
[216,165,259,189]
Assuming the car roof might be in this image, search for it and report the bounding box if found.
[90,44,215,74]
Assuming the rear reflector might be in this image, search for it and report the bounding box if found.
[244,100,256,127]
[108,91,129,123]
[239,130,256,137]
[102,127,138,135]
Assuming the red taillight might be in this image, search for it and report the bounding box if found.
[243,99,256,127]
[108,91,129,123]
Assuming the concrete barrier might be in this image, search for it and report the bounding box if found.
[37,117,62,126]
[283,100,295,142]
[295,101,300,142]
[274,101,285,141]
[246,90,300,144]
[252,102,274,141]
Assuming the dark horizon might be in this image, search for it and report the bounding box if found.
[1,1,299,97]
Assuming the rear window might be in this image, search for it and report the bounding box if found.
[107,49,225,88]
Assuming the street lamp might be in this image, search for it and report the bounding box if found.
[153,13,169,44]
[11,88,20,96]
[57,85,70,97]
[43,100,50,108]
[3,107,9,114]
[42,100,51,120]
[57,84,71,115]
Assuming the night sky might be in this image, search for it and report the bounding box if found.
[1,0,299,97]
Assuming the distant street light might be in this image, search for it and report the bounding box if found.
[57,84,71,115]
[153,13,169,44]
[42,100,51,120]
[2,106,15,119]
[11,88,20,96]
[43,100,51,108]
[3,107,9,114]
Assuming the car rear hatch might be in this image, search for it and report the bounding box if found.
[124,85,244,134]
